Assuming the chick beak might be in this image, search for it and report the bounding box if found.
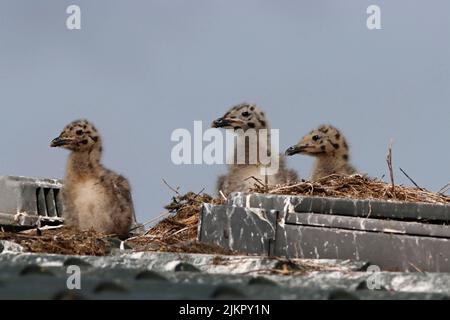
[285,145,303,156]
[212,118,232,128]
[50,137,72,148]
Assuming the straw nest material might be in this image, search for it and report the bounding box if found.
[126,192,229,254]
[0,192,229,256]
[250,174,450,205]
[0,227,110,256]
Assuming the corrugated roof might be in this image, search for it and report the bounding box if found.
[0,243,448,300]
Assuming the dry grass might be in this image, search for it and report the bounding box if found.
[126,191,229,254]
[251,174,450,205]
[127,239,235,255]
[0,191,229,256]
[0,227,109,256]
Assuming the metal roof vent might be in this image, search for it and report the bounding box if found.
[0,176,64,228]
[199,192,450,272]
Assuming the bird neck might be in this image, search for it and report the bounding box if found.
[312,153,348,180]
[233,128,272,166]
[66,145,103,180]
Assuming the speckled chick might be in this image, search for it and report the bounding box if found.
[51,119,134,238]
[285,124,357,181]
[212,103,298,195]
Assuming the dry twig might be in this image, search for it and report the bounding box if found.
[386,140,396,198]
[399,167,423,190]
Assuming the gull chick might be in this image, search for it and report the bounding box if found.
[212,103,298,195]
[286,124,357,181]
[51,119,135,238]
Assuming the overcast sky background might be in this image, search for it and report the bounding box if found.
[0,0,449,223]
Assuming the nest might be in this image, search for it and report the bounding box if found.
[2,175,447,257]
[251,174,450,205]
[129,175,449,254]
[0,227,109,256]
[126,192,229,254]
[0,192,229,256]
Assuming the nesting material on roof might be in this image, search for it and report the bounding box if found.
[127,239,235,255]
[0,191,230,256]
[0,227,110,256]
[126,192,227,254]
[251,174,450,205]
[0,191,229,256]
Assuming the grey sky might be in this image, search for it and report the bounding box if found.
[0,0,449,223]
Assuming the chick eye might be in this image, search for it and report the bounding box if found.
[312,135,320,141]
[242,111,250,117]
[76,130,83,136]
